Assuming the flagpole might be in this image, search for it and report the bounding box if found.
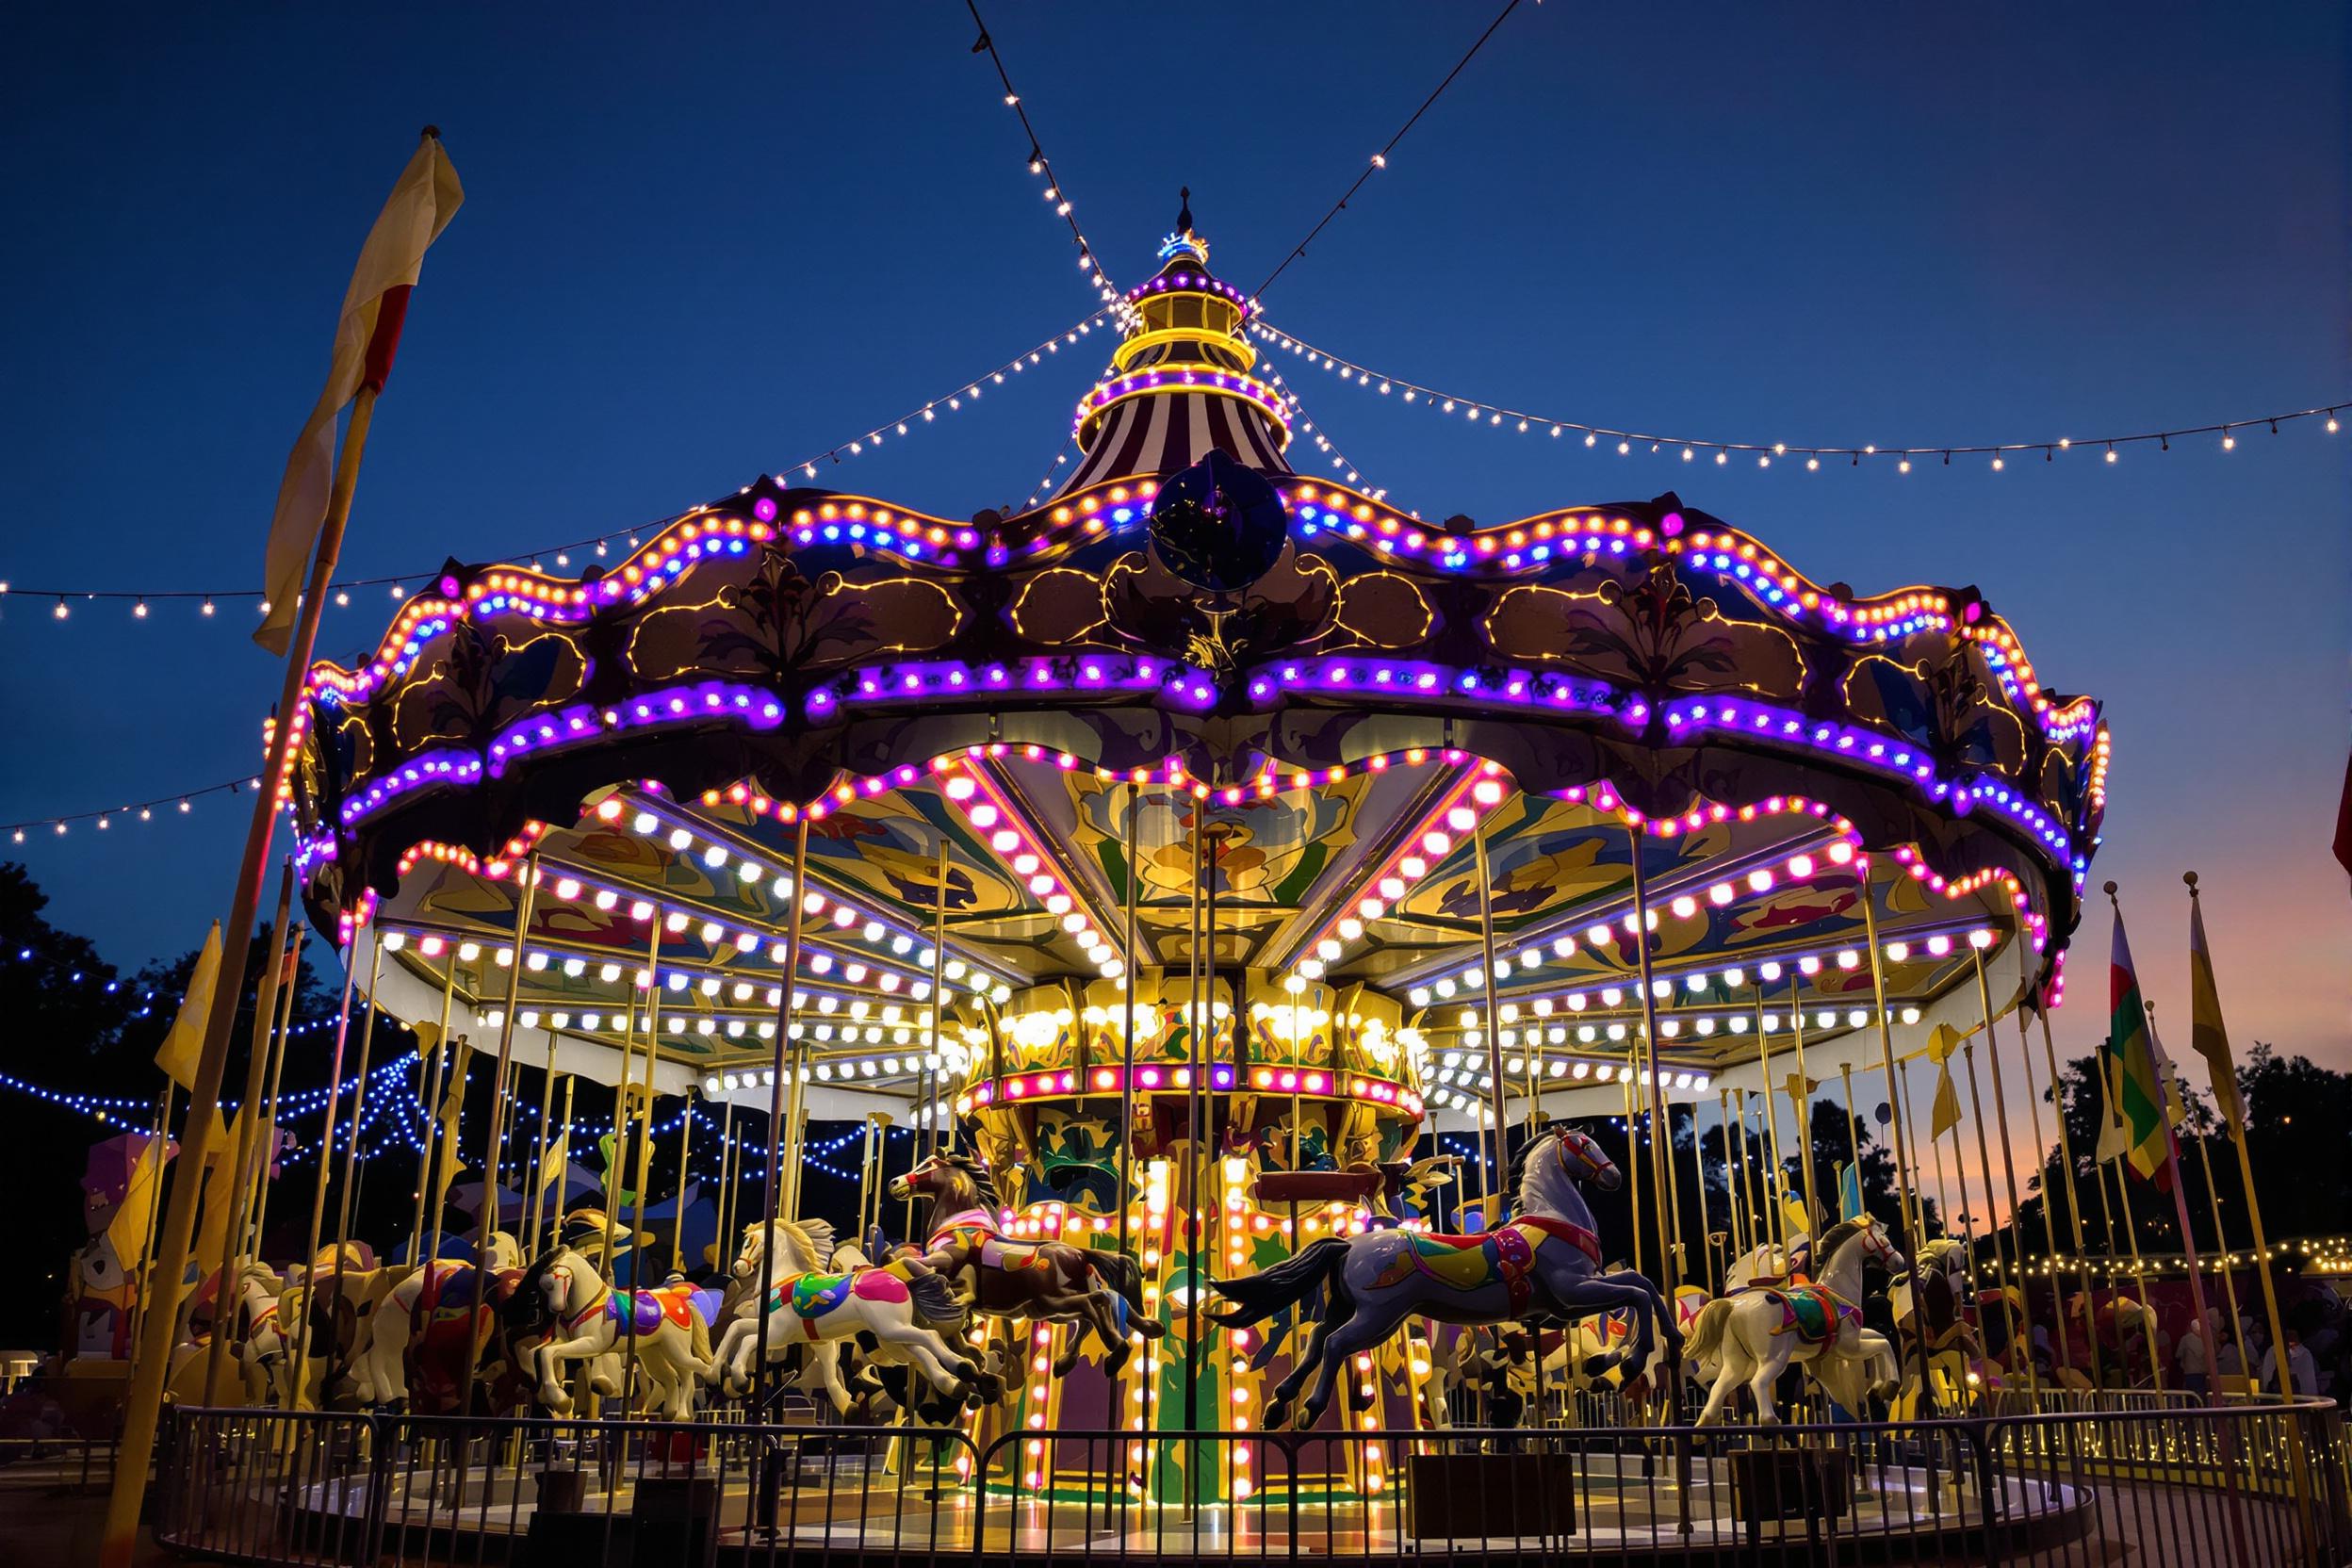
[2182,1088,2246,1365]
[2183,873,2295,1400]
[1856,874,1934,1403]
[243,933,303,1263]
[100,357,393,1566]
[410,958,460,1258]
[1968,940,2042,1392]
[1787,997,1820,1236]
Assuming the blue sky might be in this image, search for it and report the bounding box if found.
[2,2,2344,1083]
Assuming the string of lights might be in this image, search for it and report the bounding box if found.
[5,775,266,841]
[1,311,1108,619]
[964,0,1127,316]
[1253,0,1527,300]
[1266,370,1396,504]
[1255,321,2348,472]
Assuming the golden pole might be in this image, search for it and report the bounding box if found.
[1622,1077,1643,1277]
[1960,1037,2031,1388]
[522,1037,560,1266]
[1787,993,1820,1236]
[1713,1090,1740,1264]
[1470,821,1512,1210]
[2184,874,2295,1399]
[2186,1100,2246,1364]
[1623,825,1680,1322]
[668,1095,695,1276]
[754,815,809,1420]
[1838,1062,1862,1223]
[2037,1010,2105,1386]
[242,932,304,1258]
[204,866,297,1408]
[1968,941,2042,1388]
[2106,1160,2164,1388]
[285,943,362,1406]
[408,955,461,1258]
[100,335,409,1561]
[2014,1006,2079,1382]
[546,1072,576,1258]
[1729,1092,1755,1261]
[1753,1002,1786,1250]
[1895,1041,1935,1250]
[460,856,541,1417]
[123,1086,174,1359]
[1686,1086,1717,1293]
[1856,869,1933,1399]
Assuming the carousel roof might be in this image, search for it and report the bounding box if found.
[279,219,2108,1123]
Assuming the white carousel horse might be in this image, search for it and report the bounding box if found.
[346,1232,524,1408]
[704,1219,988,1413]
[223,1260,294,1404]
[1687,1216,1906,1426]
[523,1244,720,1419]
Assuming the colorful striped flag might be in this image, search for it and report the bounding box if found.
[2105,911,2172,1189]
[1838,1160,1865,1221]
[2186,889,2245,1126]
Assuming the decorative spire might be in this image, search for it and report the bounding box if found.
[1176,185,1194,237]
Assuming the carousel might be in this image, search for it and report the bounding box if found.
[187,210,2133,1558]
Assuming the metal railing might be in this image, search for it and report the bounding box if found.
[152,1399,2352,1566]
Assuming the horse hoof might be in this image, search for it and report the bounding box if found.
[975,1373,1004,1401]
[1580,1354,1616,1380]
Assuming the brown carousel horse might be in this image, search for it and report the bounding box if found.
[889,1151,1164,1375]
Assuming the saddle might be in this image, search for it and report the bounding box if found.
[1751,1282,1859,1347]
[1370,1217,1603,1315]
[608,1283,700,1336]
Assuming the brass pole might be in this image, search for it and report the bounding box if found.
[2186,1097,2246,1366]
[1717,1088,1745,1264]
[1961,1037,2030,1388]
[1787,990,1820,1238]
[461,853,542,1417]
[668,1095,695,1276]
[1856,869,1933,1401]
[1838,1062,1863,1224]
[2014,1006,2078,1381]
[1969,941,2040,1390]
[286,941,362,1406]
[755,815,809,1418]
[1753,1001,1786,1250]
[547,1073,577,1259]
[408,953,461,1260]
[1623,824,1679,1321]
[522,1036,560,1266]
[2036,1010,2105,1386]
[243,932,304,1257]
[204,865,297,1408]
[2107,1160,2164,1389]
[322,939,387,1397]
[1623,1076,1643,1278]
[1470,820,1511,1210]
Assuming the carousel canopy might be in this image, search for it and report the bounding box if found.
[281,214,2107,1124]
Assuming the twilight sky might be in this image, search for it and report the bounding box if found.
[3,2,2345,1099]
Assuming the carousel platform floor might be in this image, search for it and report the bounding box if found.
[261,1448,2099,1564]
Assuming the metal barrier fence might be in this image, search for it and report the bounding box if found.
[153,1400,2352,1566]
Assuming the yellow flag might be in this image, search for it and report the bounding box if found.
[1926,1022,1966,1063]
[191,1109,241,1283]
[2186,888,2243,1125]
[1780,1194,1813,1241]
[153,923,223,1090]
[103,1134,171,1272]
[1930,1060,1964,1140]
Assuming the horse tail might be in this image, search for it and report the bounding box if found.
[1685,1297,1734,1365]
[904,1266,966,1330]
[1085,1250,1166,1339]
[1207,1235,1349,1330]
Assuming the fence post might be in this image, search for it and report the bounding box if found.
[1968,1418,2001,1568]
[356,1413,394,1568]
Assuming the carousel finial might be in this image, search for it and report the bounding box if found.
[1177,185,1194,235]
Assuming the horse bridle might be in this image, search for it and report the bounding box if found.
[1554,1132,1607,1182]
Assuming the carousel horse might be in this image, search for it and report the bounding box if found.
[890,1152,1164,1377]
[223,1260,294,1404]
[523,1244,722,1418]
[1209,1124,1673,1432]
[1687,1216,1906,1426]
[704,1218,989,1413]
[347,1232,525,1410]
[1888,1237,1982,1413]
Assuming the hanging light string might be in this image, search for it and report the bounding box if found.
[1253,0,1527,300]
[965,0,1127,315]
[3,309,1109,618]
[1266,369,1396,505]
[5,774,264,841]
[1254,321,2347,471]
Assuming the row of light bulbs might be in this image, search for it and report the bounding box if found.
[1253,321,2346,471]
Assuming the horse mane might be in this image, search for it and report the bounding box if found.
[1814,1217,1870,1259]
[939,1152,1001,1215]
